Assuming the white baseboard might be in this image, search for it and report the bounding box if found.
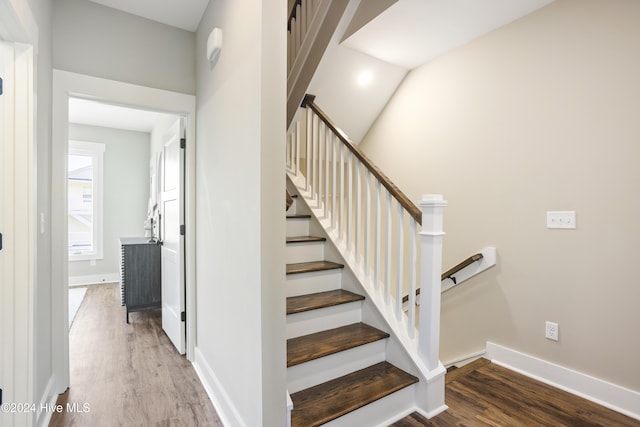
[486,342,640,421]
[36,375,58,427]
[193,346,247,427]
[68,273,119,286]
[443,349,486,368]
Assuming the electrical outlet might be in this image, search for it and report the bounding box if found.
[545,321,559,341]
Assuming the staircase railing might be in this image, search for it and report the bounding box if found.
[286,94,448,386]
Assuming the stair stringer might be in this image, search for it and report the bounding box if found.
[286,173,448,420]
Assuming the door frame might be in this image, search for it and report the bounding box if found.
[0,0,37,425]
[51,70,197,394]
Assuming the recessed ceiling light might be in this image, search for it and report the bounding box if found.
[356,70,374,87]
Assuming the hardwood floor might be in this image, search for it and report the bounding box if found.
[49,283,222,426]
[391,358,640,427]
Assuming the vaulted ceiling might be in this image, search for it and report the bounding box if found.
[74,0,555,140]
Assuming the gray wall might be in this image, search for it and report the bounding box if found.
[53,0,196,95]
[68,124,150,282]
[26,0,54,415]
[195,0,286,424]
[359,0,640,392]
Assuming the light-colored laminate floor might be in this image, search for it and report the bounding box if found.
[50,283,222,426]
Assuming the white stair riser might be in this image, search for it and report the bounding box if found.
[286,301,362,339]
[285,241,324,264]
[322,384,416,427]
[286,218,309,237]
[286,270,342,297]
[286,198,297,213]
[287,340,386,393]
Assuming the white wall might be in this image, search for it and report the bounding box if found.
[359,0,640,392]
[68,124,150,283]
[53,0,195,95]
[194,1,286,425]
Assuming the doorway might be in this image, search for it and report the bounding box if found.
[66,98,183,337]
[52,70,196,395]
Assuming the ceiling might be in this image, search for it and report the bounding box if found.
[87,0,209,32]
[69,98,177,133]
[74,0,554,139]
[342,0,555,69]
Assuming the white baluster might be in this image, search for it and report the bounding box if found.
[295,5,301,53]
[385,191,392,303]
[312,114,318,201]
[295,121,300,176]
[395,205,404,319]
[300,0,307,40]
[305,108,312,192]
[318,122,324,209]
[374,180,381,289]
[355,160,361,264]
[364,170,371,274]
[346,151,353,252]
[331,135,337,228]
[339,144,345,240]
[418,195,447,371]
[407,219,417,339]
[324,127,330,217]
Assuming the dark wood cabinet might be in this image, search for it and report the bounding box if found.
[119,237,161,323]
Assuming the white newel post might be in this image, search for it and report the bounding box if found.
[418,194,447,372]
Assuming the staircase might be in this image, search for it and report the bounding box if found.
[286,194,419,426]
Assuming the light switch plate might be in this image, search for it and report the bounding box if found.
[547,211,576,229]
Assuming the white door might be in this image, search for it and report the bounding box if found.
[161,118,186,354]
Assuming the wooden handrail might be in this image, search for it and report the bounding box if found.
[302,94,423,225]
[402,253,484,303]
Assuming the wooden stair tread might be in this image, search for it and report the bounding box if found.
[287,322,389,367]
[286,214,311,219]
[290,361,418,427]
[287,290,364,315]
[286,235,327,244]
[286,261,343,275]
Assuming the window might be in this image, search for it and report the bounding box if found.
[68,141,105,261]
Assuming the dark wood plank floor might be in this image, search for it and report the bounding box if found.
[49,283,222,426]
[391,358,640,427]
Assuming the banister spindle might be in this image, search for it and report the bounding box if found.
[384,191,392,303]
[324,127,330,217]
[318,121,324,209]
[331,135,337,228]
[295,120,301,176]
[364,170,371,274]
[355,160,361,264]
[395,205,404,319]
[339,144,345,239]
[305,108,312,192]
[374,180,381,289]
[346,151,353,252]
[312,114,319,201]
[407,219,417,339]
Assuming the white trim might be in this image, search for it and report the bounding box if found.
[68,140,105,261]
[443,349,486,368]
[35,375,58,427]
[193,347,247,427]
[52,70,198,396]
[68,273,119,287]
[0,39,36,426]
[486,342,640,421]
